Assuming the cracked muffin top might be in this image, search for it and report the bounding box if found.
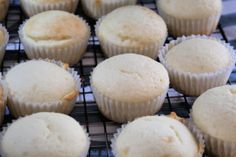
[96,5,167,48]
[91,53,169,103]
[1,112,90,157]
[113,115,199,157]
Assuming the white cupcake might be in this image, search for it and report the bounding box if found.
[0,25,9,65]
[192,85,236,157]
[0,0,9,21]
[91,54,169,123]
[0,112,90,157]
[159,35,235,96]
[20,0,79,17]
[5,60,80,118]
[96,5,167,59]
[19,10,90,65]
[157,0,222,37]
[112,114,204,157]
[81,0,137,19]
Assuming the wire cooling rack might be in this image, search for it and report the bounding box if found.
[1,0,236,157]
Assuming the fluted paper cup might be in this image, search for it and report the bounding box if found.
[82,0,137,19]
[5,59,81,118]
[20,0,79,17]
[19,19,90,65]
[158,5,221,37]
[91,77,168,123]
[95,17,167,59]
[159,35,236,96]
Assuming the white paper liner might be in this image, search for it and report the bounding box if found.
[111,117,205,157]
[0,0,9,21]
[5,59,81,118]
[91,76,168,123]
[81,0,137,19]
[159,35,236,96]
[20,0,79,17]
[95,17,167,59]
[19,18,90,66]
[0,116,90,157]
[0,25,9,65]
[158,6,221,37]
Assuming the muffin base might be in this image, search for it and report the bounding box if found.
[19,19,90,66]
[20,0,79,17]
[111,117,205,157]
[159,35,236,96]
[91,78,168,123]
[158,5,221,37]
[6,60,81,118]
[95,17,167,59]
[82,0,137,19]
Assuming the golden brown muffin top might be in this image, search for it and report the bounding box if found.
[23,10,89,43]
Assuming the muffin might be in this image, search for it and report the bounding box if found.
[0,112,90,157]
[20,0,79,17]
[81,0,137,19]
[0,0,9,21]
[5,60,80,118]
[112,114,204,157]
[159,35,235,96]
[192,85,236,157]
[91,54,169,123]
[157,0,222,37]
[19,10,90,65]
[0,24,9,65]
[96,5,167,59]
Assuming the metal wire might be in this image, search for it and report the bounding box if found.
[1,0,235,157]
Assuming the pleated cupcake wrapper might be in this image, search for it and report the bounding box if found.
[0,25,9,65]
[5,59,81,118]
[111,117,205,157]
[95,17,167,59]
[20,0,79,17]
[19,18,90,66]
[158,6,221,37]
[91,77,168,123]
[159,35,236,96]
[82,0,137,19]
[0,0,9,21]
[0,118,90,157]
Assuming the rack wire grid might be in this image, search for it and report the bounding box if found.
[1,0,236,157]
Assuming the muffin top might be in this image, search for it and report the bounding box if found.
[1,112,89,157]
[5,60,77,104]
[158,0,222,19]
[92,54,169,103]
[22,10,89,45]
[97,5,167,48]
[114,115,199,157]
[192,85,236,142]
[165,38,232,73]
